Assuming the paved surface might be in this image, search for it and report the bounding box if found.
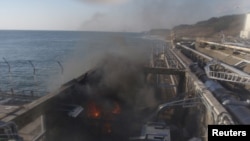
[196,47,250,73]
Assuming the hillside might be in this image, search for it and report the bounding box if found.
[173,14,245,39]
[149,14,246,40]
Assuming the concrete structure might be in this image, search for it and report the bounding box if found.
[240,13,250,39]
[0,40,247,141]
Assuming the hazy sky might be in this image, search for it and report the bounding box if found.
[0,0,250,32]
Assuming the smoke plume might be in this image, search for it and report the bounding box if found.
[59,32,157,110]
[80,0,250,32]
[88,53,157,108]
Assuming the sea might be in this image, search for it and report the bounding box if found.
[0,30,154,97]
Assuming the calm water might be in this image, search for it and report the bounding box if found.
[0,30,151,96]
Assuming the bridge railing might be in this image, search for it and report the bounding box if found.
[0,58,65,105]
[204,61,250,85]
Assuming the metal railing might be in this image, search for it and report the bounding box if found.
[0,58,65,105]
[204,61,250,85]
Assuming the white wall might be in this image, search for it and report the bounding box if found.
[244,14,250,31]
[240,13,250,39]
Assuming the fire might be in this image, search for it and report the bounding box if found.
[86,100,122,134]
[87,100,121,120]
[87,101,101,119]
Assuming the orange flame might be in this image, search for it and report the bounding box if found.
[87,101,121,119]
[87,101,101,119]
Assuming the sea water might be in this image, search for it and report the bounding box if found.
[0,30,151,96]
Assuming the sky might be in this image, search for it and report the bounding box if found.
[0,0,250,32]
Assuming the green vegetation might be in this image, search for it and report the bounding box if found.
[174,14,245,38]
[150,14,245,39]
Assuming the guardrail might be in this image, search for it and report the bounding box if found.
[0,58,65,104]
